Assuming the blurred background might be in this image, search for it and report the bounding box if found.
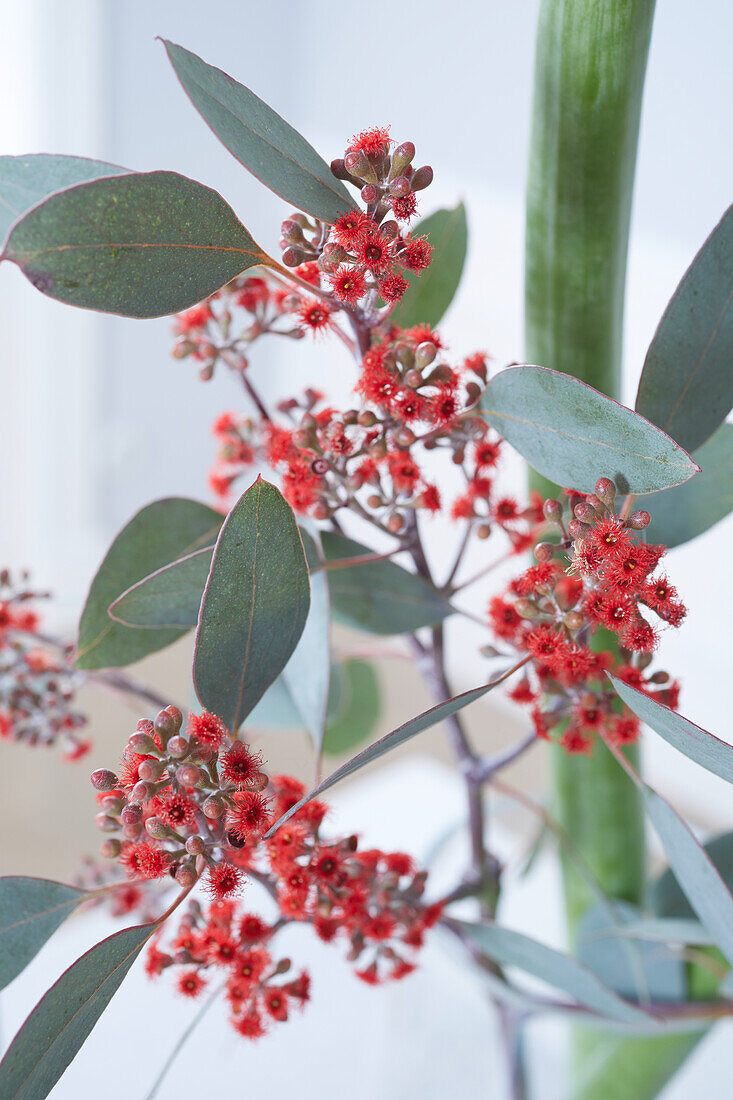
[0,0,732,974]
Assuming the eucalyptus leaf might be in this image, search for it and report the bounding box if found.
[163,40,353,225]
[75,498,222,670]
[577,901,686,1002]
[639,422,733,548]
[109,546,214,629]
[453,920,653,1025]
[0,878,86,992]
[390,203,468,328]
[266,666,523,836]
[640,785,733,964]
[322,660,381,756]
[193,479,310,733]
[651,831,733,921]
[0,154,129,244]
[0,922,155,1099]
[3,170,273,318]
[321,531,454,634]
[481,365,699,493]
[608,674,733,785]
[282,564,330,750]
[636,205,733,454]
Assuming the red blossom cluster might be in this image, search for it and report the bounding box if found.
[489,479,685,754]
[91,705,440,1040]
[0,569,89,758]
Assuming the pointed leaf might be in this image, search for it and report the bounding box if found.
[163,40,353,225]
[639,422,733,549]
[3,170,273,318]
[390,203,468,328]
[76,498,222,670]
[0,878,86,991]
[636,206,733,454]
[281,564,330,751]
[608,673,733,785]
[0,154,129,244]
[453,920,653,1025]
[577,901,686,1002]
[639,784,733,965]
[323,660,381,756]
[266,668,521,836]
[321,532,454,634]
[193,479,310,733]
[652,831,733,922]
[481,365,699,493]
[109,546,214,629]
[0,922,155,1099]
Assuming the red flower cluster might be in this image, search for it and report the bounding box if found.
[92,705,440,1039]
[489,479,685,754]
[0,569,89,758]
[145,897,310,1039]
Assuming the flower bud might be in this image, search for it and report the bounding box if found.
[415,342,437,370]
[360,183,380,204]
[131,780,153,805]
[628,510,651,530]
[477,524,492,540]
[145,816,170,840]
[100,795,124,815]
[357,410,377,428]
[154,709,178,744]
[543,499,563,523]
[390,141,415,178]
[121,804,143,825]
[515,598,539,619]
[100,839,122,859]
[94,813,119,833]
[273,957,292,975]
[138,759,165,782]
[330,157,349,179]
[594,478,616,506]
[167,735,189,758]
[568,519,592,539]
[534,541,555,562]
[281,246,307,267]
[203,795,224,819]
[128,732,157,754]
[186,835,206,856]
[410,165,433,191]
[564,611,584,631]
[389,176,411,198]
[573,502,597,524]
[91,769,118,792]
[344,149,378,184]
[176,764,204,788]
[281,219,305,244]
[123,822,144,841]
[176,863,198,888]
[387,514,405,533]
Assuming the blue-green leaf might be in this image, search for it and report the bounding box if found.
[636,206,733,454]
[481,365,699,493]
[323,660,381,756]
[0,154,129,245]
[193,479,310,733]
[0,922,155,1099]
[109,546,214,629]
[390,203,468,328]
[640,422,733,549]
[163,40,353,225]
[0,878,86,992]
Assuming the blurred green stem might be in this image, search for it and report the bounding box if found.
[525,1,704,1095]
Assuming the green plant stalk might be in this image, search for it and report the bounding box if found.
[525,1,705,1095]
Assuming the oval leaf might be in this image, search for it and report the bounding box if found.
[0,154,129,245]
[453,920,653,1025]
[266,665,522,836]
[193,478,310,733]
[639,422,733,549]
[321,531,454,634]
[3,170,273,318]
[109,545,214,629]
[163,40,353,225]
[76,498,222,670]
[0,922,155,1099]
[608,673,733,785]
[636,205,733,454]
[281,565,330,751]
[481,366,699,494]
[0,878,86,992]
[390,203,468,328]
[323,660,381,756]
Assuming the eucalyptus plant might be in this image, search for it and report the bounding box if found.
[0,11,731,1099]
